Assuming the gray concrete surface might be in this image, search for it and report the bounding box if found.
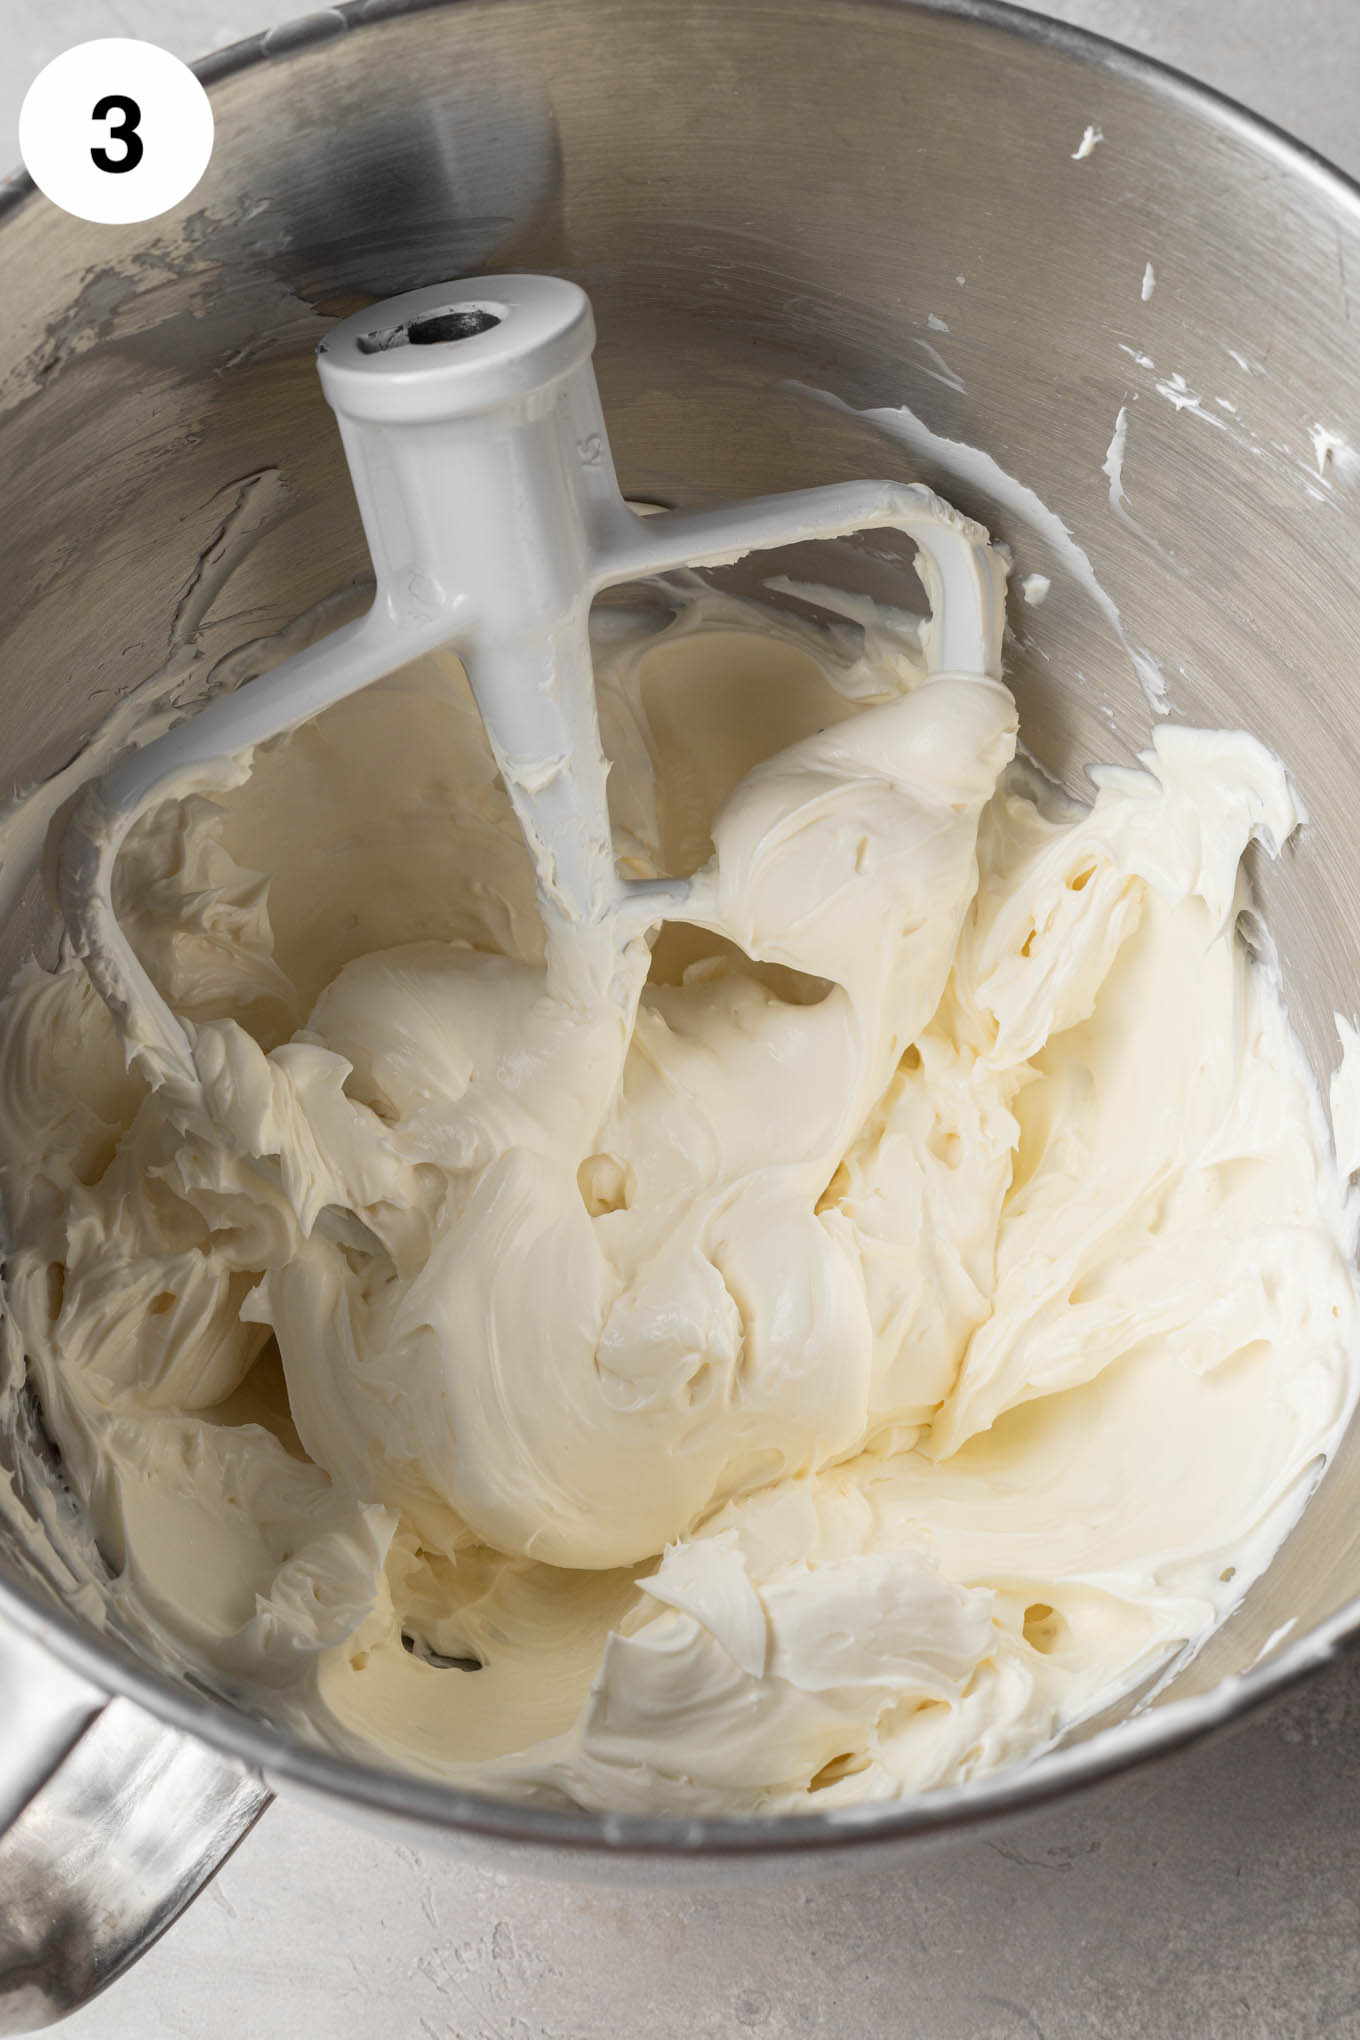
[5,1,1360,2035]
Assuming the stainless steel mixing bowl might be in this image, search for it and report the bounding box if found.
[4,0,1360,2026]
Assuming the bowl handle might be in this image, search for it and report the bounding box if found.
[0,1619,270,2033]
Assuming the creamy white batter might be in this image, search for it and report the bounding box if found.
[1,564,1355,1814]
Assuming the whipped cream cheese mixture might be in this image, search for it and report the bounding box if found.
[1,544,1356,1814]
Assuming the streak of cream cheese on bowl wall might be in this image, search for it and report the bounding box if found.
[2,311,1359,1818]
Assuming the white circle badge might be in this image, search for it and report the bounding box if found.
[19,39,215,226]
